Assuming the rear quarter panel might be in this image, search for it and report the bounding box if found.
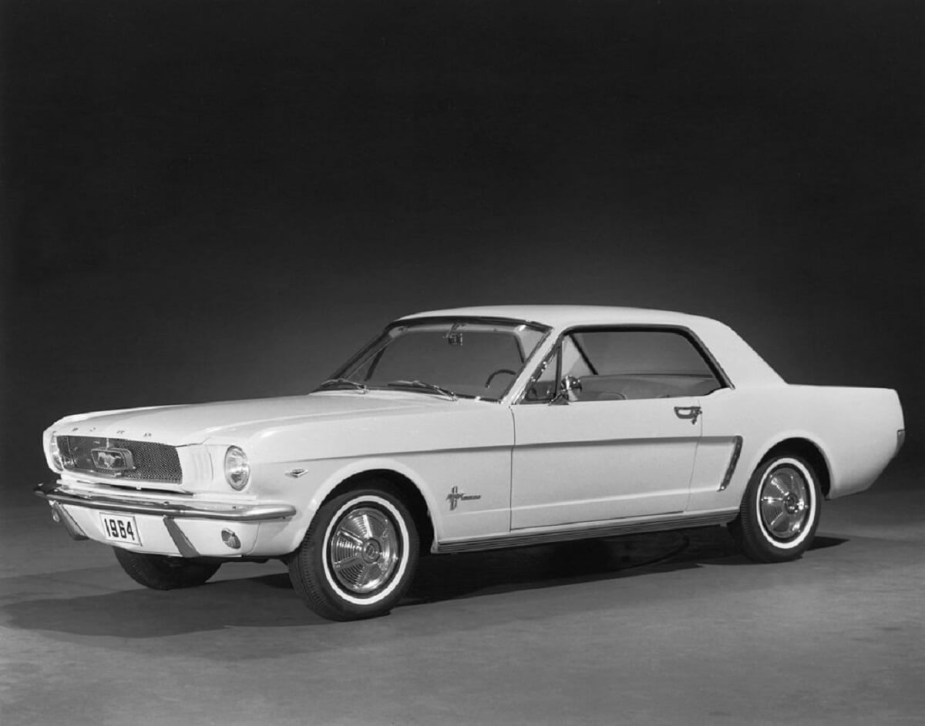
[692,385,903,512]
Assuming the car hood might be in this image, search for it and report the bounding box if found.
[50,393,462,446]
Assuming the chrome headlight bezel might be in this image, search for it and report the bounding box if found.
[47,432,64,472]
[224,446,251,491]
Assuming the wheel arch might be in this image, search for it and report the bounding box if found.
[319,468,435,554]
[758,437,832,498]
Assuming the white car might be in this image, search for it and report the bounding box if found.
[39,306,905,620]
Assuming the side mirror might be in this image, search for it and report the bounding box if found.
[551,375,582,405]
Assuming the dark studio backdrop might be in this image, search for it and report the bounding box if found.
[1,0,922,504]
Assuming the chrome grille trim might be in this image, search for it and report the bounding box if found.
[57,436,183,483]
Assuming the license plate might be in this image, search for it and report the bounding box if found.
[100,513,142,545]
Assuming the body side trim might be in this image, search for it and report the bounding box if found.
[434,510,737,554]
[515,435,702,451]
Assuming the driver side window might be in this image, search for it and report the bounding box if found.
[523,328,723,403]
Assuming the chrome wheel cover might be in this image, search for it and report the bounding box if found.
[327,506,401,595]
[759,465,811,541]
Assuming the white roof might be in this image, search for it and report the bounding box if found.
[402,304,710,329]
[400,305,784,388]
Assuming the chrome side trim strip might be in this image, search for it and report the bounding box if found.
[718,436,743,491]
[434,510,738,554]
[163,517,200,557]
[515,436,701,451]
[49,500,89,541]
[36,487,296,522]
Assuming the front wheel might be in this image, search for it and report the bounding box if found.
[732,455,821,563]
[288,486,419,621]
[113,548,220,589]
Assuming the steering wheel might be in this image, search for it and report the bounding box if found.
[484,369,517,388]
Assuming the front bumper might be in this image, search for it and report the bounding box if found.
[36,481,297,558]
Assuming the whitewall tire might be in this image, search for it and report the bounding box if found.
[288,486,419,621]
[733,456,821,563]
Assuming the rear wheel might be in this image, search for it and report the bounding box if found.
[113,548,220,589]
[288,486,419,621]
[733,455,821,563]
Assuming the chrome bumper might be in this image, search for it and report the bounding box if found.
[35,482,297,557]
[34,482,296,521]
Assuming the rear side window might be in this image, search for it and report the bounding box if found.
[524,328,723,402]
[572,330,714,377]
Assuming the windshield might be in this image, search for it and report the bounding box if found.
[322,318,549,401]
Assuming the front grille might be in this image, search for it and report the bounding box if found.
[57,436,182,483]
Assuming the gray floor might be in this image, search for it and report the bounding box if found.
[2,460,923,726]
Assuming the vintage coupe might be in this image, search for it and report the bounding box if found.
[39,306,904,620]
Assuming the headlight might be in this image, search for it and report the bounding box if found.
[48,433,63,471]
[224,446,250,491]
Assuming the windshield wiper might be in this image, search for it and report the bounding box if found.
[387,379,458,401]
[316,378,368,394]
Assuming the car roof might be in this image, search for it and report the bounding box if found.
[399,304,713,329]
[399,305,785,387]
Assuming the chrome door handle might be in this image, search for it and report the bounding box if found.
[674,406,701,425]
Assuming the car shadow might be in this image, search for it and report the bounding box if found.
[404,526,845,602]
[2,527,849,641]
[406,528,717,604]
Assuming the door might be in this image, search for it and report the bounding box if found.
[511,327,723,530]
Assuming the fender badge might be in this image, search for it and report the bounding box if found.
[285,468,309,479]
[447,486,481,511]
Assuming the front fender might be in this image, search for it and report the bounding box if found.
[308,456,441,524]
[253,456,442,557]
